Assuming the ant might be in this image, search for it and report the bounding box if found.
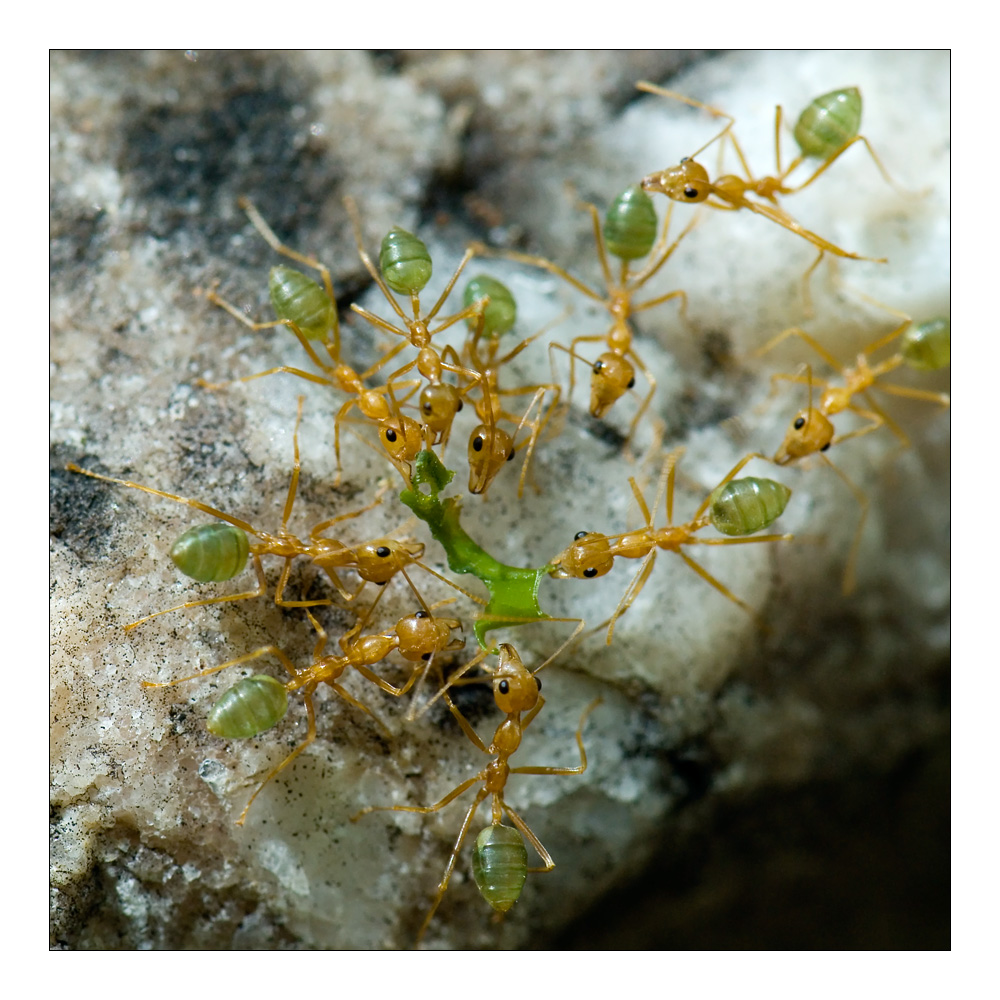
[635,81,892,312]
[202,198,426,482]
[343,196,490,454]
[352,642,601,945]
[460,276,565,498]
[470,183,695,449]
[759,316,950,593]
[549,449,794,642]
[145,598,464,825]
[66,398,468,631]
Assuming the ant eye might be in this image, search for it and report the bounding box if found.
[457,400,463,412]
[498,680,509,694]
[794,417,806,430]
[535,678,541,692]
[584,567,598,578]
[627,377,635,389]
[680,156,690,164]
[422,653,431,661]
[507,449,515,462]
[473,436,484,452]
[415,610,428,618]
[384,428,398,442]
[376,546,390,558]
[684,187,698,199]
[592,360,603,374]
[821,442,830,451]
[423,401,432,413]
[574,530,589,540]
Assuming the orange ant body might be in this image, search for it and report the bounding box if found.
[471,184,694,449]
[635,82,889,310]
[66,399,466,630]
[460,277,565,497]
[344,196,490,455]
[352,643,601,945]
[760,318,950,593]
[202,198,426,481]
[146,602,464,825]
[550,449,793,642]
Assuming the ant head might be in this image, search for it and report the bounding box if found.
[492,644,540,715]
[589,352,635,418]
[550,531,615,579]
[354,538,425,582]
[641,159,711,203]
[379,415,425,463]
[394,610,464,662]
[468,423,516,495]
[774,408,835,464]
[420,383,462,438]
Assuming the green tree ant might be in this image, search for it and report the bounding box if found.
[470,184,695,450]
[343,196,492,454]
[66,398,466,630]
[202,198,427,482]
[759,316,950,593]
[549,449,794,642]
[460,276,566,498]
[146,598,465,825]
[635,81,892,312]
[352,642,601,945]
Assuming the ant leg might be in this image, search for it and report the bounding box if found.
[820,454,868,596]
[757,325,845,370]
[415,788,491,946]
[238,197,337,305]
[329,681,392,741]
[124,554,269,631]
[236,684,318,826]
[634,81,735,160]
[676,548,768,626]
[511,695,602,779]
[501,802,554,874]
[142,642,298,690]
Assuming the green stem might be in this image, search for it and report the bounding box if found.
[399,451,553,648]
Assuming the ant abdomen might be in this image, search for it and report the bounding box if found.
[602,185,657,261]
[207,675,289,739]
[379,227,432,295]
[793,87,862,160]
[472,824,528,913]
[268,265,336,342]
[901,318,950,372]
[708,477,792,537]
[170,523,250,583]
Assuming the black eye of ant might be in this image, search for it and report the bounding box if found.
[498,679,509,694]
[384,428,398,442]
[794,417,806,430]
[415,610,428,618]
[584,567,598,578]
[423,401,432,413]
[821,442,830,451]
[473,436,484,452]
[535,678,541,692]
[507,449,515,461]
[456,400,463,412]
[376,546,390,558]
[422,653,431,661]
[592,360,603,373]
[684,187,698,199]
[574,530,589,540]
[627,377,635,389]
[680,156,690,164]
